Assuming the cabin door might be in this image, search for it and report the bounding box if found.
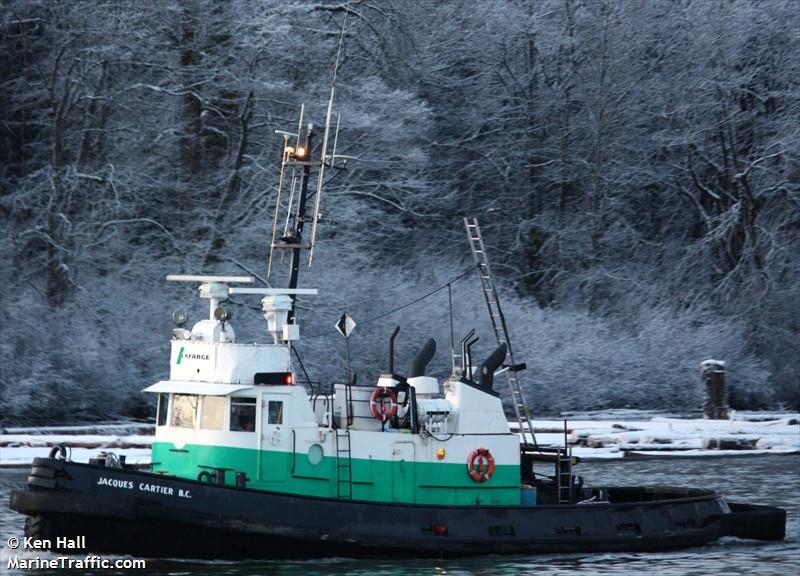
[391,442,415,503]
[260,396,290,484]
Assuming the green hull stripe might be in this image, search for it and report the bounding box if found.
[152,442,521,506]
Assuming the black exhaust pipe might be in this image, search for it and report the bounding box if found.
[460,329,475,376]
[479,343,507,391]
[409,338,436,377]
[388,326,400,374]
[465,334,479,381]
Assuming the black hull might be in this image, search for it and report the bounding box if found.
[9,458,785,559]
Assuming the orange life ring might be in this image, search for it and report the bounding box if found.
[369,386,398,422]
[467,448,495,482]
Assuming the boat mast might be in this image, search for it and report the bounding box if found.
[268,5,352,323]
[285,128,314,323]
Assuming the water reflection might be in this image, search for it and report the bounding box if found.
[2,456,798,575]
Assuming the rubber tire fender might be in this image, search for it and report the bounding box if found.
[48,444,67,460]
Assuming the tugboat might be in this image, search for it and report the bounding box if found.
[8,77,786,562]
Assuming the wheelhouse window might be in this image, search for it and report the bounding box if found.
[268,401,283,425]
[170,394,197,428]
[156,393,169,427]
[200,396,225,430]
[230,397,256,432]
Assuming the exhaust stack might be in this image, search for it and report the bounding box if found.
[388,326,401,374]
[460,329,475,378]
[465,333,479,381]
[479,343,507,391]
[409,338,436,377]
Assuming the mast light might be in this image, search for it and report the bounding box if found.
[214,307,232,322]
[172,309,188,327]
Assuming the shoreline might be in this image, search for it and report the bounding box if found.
[2,412,797,468]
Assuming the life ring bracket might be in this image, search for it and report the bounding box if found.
[369,386,398,422]
[467,447,496,483]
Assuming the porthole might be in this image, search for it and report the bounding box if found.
[308,443,324,466]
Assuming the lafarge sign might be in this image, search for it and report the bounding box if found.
[176,347,210,363]
[170,342,216,380]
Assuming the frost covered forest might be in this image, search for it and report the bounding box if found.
[1,0,798,424]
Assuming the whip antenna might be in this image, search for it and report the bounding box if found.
[308,0,351,266]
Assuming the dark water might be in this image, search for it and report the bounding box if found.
[2,456,798,575]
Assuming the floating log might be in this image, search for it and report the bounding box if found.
[1,441,151,450]
[521,452,582,464]
[612,424,643,432]
[703,437,759,450]
[620,445,690,452]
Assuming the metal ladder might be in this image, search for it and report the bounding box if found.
[464,217,536,446]
[556,449,573,503]
[344,379,354,427]
[335,429,352,499]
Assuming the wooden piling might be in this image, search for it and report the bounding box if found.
[701,359,728,419]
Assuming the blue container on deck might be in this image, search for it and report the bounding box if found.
[520,486,537,506]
